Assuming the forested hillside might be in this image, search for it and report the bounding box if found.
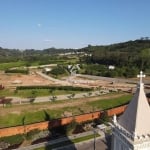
[1,39,150,76]
[81,39,150,71]
[0,47,76,63]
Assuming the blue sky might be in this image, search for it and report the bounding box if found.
[0,0,150,49]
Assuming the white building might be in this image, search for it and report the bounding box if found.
[108,65,115,70]
[112,71,150,150]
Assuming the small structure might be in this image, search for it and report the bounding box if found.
[108,65,115,70]
[68,64,80,76]
[97,124,107,131]
[42,68,51,74]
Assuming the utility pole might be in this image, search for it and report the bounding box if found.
[93,129,96,150]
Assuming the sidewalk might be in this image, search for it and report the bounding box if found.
[7,90,108,105]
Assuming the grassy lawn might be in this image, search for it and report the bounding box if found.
[0,94,131,128]
[0,89,85,98]
[36,133,100,150]
[72,133,100,143]
[0,89,14,97]
[0,61,26,70]
[88,94,132,110]
[0,105,85,128]
[0,57,79,71]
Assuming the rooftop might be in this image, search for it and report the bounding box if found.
[118,71,150,139]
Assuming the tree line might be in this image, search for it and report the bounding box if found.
[1,39,150,77]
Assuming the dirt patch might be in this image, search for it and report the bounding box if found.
[10,111,20,115]
[0,73,55,88]
[62,111,73,117]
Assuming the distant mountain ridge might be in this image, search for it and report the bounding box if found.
[81,39,150,53]
[1,39,150,68]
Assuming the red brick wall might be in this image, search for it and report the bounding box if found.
[106,105,127,116]
[0,105,126,137]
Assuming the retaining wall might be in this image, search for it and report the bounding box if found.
[0,105,126,137]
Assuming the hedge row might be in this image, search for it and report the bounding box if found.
[16,85,92,91]
[5,69,29,74]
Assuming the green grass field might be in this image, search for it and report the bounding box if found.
[0,89,85,98]
[0,56,79,70]
[88,94,132,110]
[0,61,41,70]
[0,61,26,70]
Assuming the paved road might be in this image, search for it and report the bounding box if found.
[55,137,109,150]
[76,74,150,84]
[7,90,110,105]
[36,71,70,85]
[13,129,105,150]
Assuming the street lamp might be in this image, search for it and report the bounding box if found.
[93,129,96,150]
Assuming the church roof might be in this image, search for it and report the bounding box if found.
[118,71,150,138]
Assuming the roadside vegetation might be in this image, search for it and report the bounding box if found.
[0,86,92,98]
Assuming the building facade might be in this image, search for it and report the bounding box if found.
[112,71,150,150]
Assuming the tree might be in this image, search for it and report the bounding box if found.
[87,92,92,97]
[100,111,109,124]
[1,98,12,107]
[50,95,57,102]
[140,48,150,70]
[68,93,75,99]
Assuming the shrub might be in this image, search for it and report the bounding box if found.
[50,65,67,76]
[5,69,29,74]
[16,85,92,91]
[25,129,40,140]
[0,134,24,146]
[72,124,85,134]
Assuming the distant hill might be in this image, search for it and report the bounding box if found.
[0,47,76,63]
[1,39,150,71]
[80,39,150,71]
[80,39,150,53]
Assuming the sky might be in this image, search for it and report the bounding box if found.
[0,0,150,50]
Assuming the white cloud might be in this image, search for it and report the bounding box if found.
[43,39,53,42]
[37,23,42,27]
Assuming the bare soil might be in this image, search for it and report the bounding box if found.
[0,72,54,88]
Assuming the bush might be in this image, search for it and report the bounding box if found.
[0,134,24,146]
[26,129,40,140]
[50,65,67,76]
[16,85,92,91]
[65,119,78,135]
[5,69,29,74]
[72,124,85,134]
